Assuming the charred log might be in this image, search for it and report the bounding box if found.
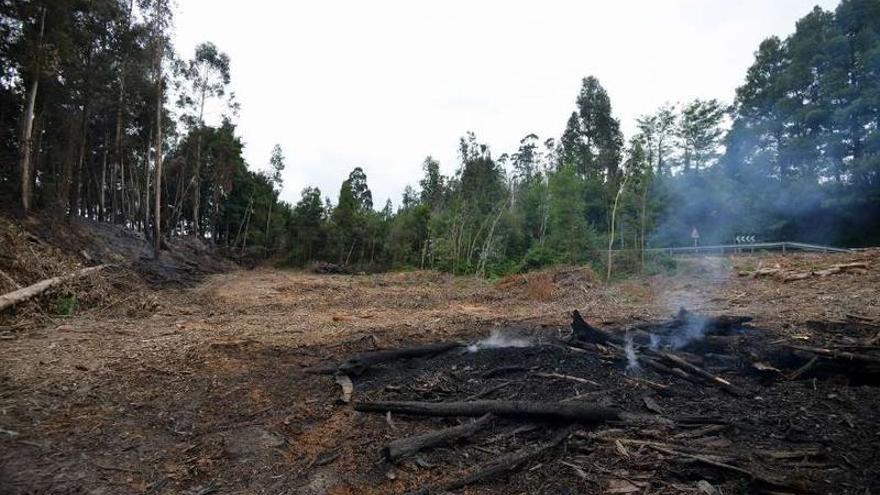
[382,413,493,462]
[784,345,880,365]
[648,350,747,397]
[571,310,622,345]
[404,426,575,495]
[354,400,620,423]
[632,308,753,336]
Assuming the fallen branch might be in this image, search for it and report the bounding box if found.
[785,344,880,365]
[787,356,818,380]
[782,272,812,282]
[637,352,698,383]
[534,372,600,387]
[649,350,747,397]
[0,264,111,313]
[645,443,795,489]
[382,413,493,462]
[742,261,870,283]
[354,400,620,423]
[405,426,575,495]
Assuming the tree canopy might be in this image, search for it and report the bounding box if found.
[2,0,877,274]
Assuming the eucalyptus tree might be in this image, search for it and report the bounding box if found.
[677,99,726,172]
[142,0,173,253]
[264,144,285,255]
[418,156,444,210]
[575,76,623,184]
[14,4,45,212]
[179,41,231,237]
[511,133,540,183]
[636,103,677,176]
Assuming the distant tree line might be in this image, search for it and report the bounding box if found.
[1,0,878,275]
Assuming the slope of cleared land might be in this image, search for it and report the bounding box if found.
[1,248,879,494]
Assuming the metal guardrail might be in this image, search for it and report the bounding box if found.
[639,241,853,256]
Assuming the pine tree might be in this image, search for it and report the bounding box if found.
[677,99,725,172]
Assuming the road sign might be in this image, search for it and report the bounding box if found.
[735,235,756,243]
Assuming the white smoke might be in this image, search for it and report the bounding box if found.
[624,333,641,374]
[467,329,531,353]
[649,256,730,350]
[648,316,708,350]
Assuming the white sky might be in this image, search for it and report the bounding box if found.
[173,0,840,208]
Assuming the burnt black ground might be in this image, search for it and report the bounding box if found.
[349,322,880,494]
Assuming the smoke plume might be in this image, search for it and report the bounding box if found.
[467,329,531,353]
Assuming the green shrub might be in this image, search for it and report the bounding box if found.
[517,245,565,272]
[55,293,76,316]
[643,252,677,275]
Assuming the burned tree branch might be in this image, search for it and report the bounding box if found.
[405,426,575,495]
[354,400,620,423]
[571,310,622,345]
[634,352,698,383]
[784,345,880,365]
[645,443,799,489]
[631,308,753,336]
[534,372,600,387]
[648,350,747,396]
[382,413,493,462]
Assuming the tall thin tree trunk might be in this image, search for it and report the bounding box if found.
[69,103,89,221]
[18,8,46,213]
[233,190,255,250]
[100,145,107,219]
[153,32,163,256]
[143,126,152,235]
[110,0,134,225]
[192,88,206,237]
[606,174,629,281]
[539,181,550,245]
[241,204,253,256]
[120,146,128,222]
[639,188,647,271]
[113,81,125,223]
[264,200,273,258]
[19,79,39,213]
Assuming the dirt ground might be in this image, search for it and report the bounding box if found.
[1,250,879,494]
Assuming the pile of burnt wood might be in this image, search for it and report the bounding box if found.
[306,309,879,494]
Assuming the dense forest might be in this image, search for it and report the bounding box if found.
[1,0,878,277]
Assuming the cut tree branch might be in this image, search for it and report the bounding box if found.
[354,400,620,423]
[382,413,493,462]
[784,344,880,365]
[0,265,111,313]
[404,425,575,495]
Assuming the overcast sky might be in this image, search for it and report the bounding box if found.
[173,0,840,208]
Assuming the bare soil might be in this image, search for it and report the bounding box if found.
[1,249,879,494]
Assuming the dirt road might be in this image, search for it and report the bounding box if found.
[1,256,879,494]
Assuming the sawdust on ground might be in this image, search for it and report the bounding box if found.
[1,249,878,494]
